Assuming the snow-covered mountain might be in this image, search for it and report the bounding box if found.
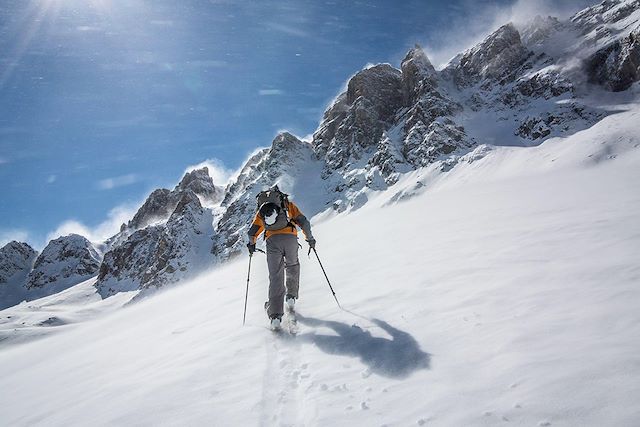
[2,0,639,307]
[0,241,38,310]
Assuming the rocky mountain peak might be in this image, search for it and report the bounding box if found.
[127,167,223,231]
[401,44,438,104]
[128,188,175,230]
[451,23,530,86]
[519,15,563,47]
[571,0,640,36]
[271,132,305,152]
[0,241,37,284]
[26,234,101,292]
[175,167,223,203]
[401,44,436,75]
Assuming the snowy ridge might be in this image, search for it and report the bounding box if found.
[1,0,640,308]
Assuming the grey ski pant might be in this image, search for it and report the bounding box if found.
[266,234,300,318]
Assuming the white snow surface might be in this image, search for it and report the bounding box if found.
[0,278,136,348]
[0,103,639,426]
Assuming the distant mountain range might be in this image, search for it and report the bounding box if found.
[1,0,639,309]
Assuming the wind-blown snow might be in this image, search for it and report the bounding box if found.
[0,104,638,425]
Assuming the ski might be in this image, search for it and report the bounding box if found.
[284,307,298,335]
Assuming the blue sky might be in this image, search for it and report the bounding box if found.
[0,0,592,249]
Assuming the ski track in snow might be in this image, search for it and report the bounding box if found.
[260,310,313,427]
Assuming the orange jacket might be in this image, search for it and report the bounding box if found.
[247,201,313,244]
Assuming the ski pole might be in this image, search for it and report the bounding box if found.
[312,248,341,308]
[243,254,253,326]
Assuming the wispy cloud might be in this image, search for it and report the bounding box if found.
[97,174,139,190]
[259,89,284,96]
[47,174,56,184]
[0,229,30,247]
[76,25,103,32]
[265,22,310,38]
[0,156,7,165]
[46,203,140,245]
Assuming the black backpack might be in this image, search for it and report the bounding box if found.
[255,185,293,231]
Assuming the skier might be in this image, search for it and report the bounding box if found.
[247,185,315,330]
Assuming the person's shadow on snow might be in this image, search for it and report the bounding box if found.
[296,314,430,379]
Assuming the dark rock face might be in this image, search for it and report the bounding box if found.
[587,31,640,92]
[403,119,468,166]
[313,65,404,176]
[450,23,530,87]
[401,45,438,105]
[0,241,37,285]
[515,104,604,140]
[97,226,166,296]
[346,64,404,123]
[128,188,179,230]
[26,234,101,291]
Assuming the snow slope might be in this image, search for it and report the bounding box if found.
[0,106,639,426]
[0,278,136,348]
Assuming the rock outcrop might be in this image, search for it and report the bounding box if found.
[447,23,531,87]
[587,31,640,91]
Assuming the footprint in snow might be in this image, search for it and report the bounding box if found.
[538,422,551,426]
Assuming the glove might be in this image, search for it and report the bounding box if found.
[306,239,316,250]
[247,242,256,255]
